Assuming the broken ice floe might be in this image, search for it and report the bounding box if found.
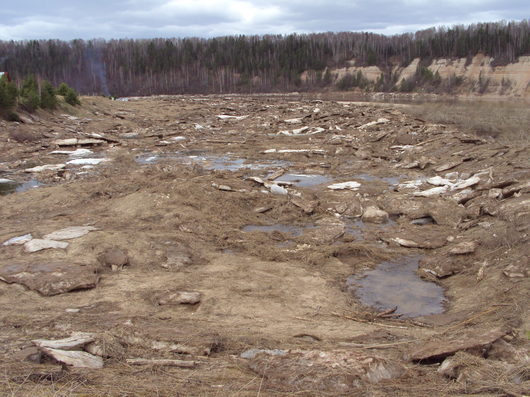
[170,136,186,142]
[397,178,426,189]
[278,126,326,136]
[283,118,303,124]
[43,226,98,240]
[216,115,248,120]
[269,183,289,195]
[5,226,97,252]
[413,174,482,197]
[328,181,361,190]
[2,234,33,246]
[25,164,66,173]
[359,118,389,130]
[53,138,105,146]
[249,176,294,195]
[50,149,94,157]
[390,145,415,152]
[398,172,483,197]
[413,186,450,197]
[66,158,110,166]
[263,149,326,154]
[24,239,69,253]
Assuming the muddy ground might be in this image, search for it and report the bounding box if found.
[0,94,528,396]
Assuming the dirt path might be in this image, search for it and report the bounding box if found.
[0,95,528,396]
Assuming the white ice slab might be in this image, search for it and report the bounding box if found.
[328,181,361,190]
[50,149,94,157]
[67,158,109,166]
[2,234,33,246]
[25,164,65,173]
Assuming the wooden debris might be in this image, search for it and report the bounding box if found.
[41,347,104,368]
[293,333,322,341]
[449,241,477,255]
[376,307,401,318]
[254,206,272,213]
[267,169,286,180]
[331,312,408,329]
[33,333,95,350]
[434,160,463,172]
[408,328,507,363]
[291,197,318,214]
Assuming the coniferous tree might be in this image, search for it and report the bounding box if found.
[19,76,40,112]
[0,74,18,110]
[40,80,57,109]
[56,82,70,96]
[0,20,528,95]
[64,86,81,106]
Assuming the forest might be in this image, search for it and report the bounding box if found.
[0,20,529,96]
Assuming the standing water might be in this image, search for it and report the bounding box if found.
[347,256,446,318]
[0,179,42,195]
[272,173,332,187]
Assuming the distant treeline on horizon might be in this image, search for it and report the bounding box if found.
[0,20,528,96]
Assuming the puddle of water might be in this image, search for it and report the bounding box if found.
[0,180,17,195]
[343,219,365,239]
[346,256,446,318]
[242,224,305,237]
[136,154,161,164]
[136,151,289,171]
[201,156,248,171]
[273,173,332,187]
[0,179,42,195]
[343,216,397,239]
[356,173,404,186]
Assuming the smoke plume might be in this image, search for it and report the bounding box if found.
[85,46,110,96]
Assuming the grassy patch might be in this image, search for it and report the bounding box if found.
[408,100,530,143]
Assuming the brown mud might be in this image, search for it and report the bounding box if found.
[0,94,528,396]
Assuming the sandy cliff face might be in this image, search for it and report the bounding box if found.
[429,54,530,97]
[331,54,530,97]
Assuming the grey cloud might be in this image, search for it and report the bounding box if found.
[0,0,527,40]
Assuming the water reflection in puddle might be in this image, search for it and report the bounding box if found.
[343,217,397,240]
[242,224,306,237]
[346,256,446,318]
[0,179,43,195]
[344,219,365,239]
[136,151,289,171]
[355,173,403,186]
[273,173,332,187]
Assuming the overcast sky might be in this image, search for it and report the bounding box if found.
[0,0,527,40]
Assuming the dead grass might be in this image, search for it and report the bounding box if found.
[435,351,530,396]
[408,100,530,143]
